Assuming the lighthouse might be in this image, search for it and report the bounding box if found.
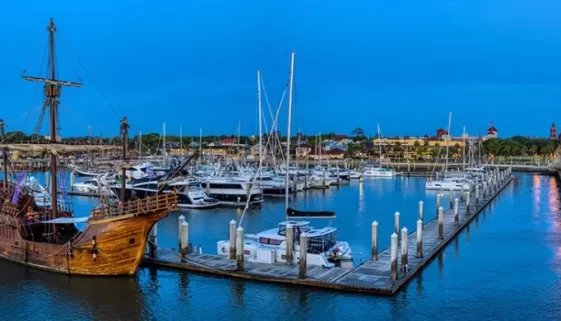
[550,123,557,140]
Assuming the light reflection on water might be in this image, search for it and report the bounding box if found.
[0,173,560,320]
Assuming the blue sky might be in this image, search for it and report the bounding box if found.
[0,0,560,138]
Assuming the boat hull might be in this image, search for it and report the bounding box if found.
[0,209,167,276]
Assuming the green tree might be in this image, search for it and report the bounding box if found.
[413,140,420,147]
[351,128,365,138]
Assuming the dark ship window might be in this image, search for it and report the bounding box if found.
[129,238,135,245]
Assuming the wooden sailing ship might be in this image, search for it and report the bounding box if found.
[0,18,177,276]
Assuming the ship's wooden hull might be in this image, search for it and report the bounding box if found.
[0,209,167,276]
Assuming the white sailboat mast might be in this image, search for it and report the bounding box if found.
[285,51,295,212]
[444,112,452,173]
[257,69,263,178]
[180,126,183,156]
[138,130,142,158]
[199,128,202,166]
[162,122,166,157]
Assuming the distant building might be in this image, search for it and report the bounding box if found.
[485,122,498,139]
[551,123,557,140]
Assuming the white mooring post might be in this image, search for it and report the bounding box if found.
[394,212,400,236]
[416,219,423,258]
[299,233,307,279]
[390,233,398,281]
[449,188,454,209]
[285,224,294,265]
[236,227,245,271]
[178,215,185,251]
[401,227,408,273]
[475,185,479,204]
[372,221,378,260]
[418,201,424,222]
[436,193,441,216]
[466,191,471,215]
[460,186,465,202]
[438,206,444,240]
[149,223,158,258]
[70,172,75,191]
[229,220,236,260]
[180,221,189,262]
[454,198,459,226]
[483,182,487,199]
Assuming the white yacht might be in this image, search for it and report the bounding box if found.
[362,167,394,177]
[199,177,263,207]
[425,177,471,191]
[72,178,112,195]
[217,221,352,268]
[349,170,362,179]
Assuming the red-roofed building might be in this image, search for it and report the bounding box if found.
[219,138,237,145]
[486,122,498,139]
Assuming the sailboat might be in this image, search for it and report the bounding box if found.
[0,19,177,276]
[425,113,471,191]
[216,53,353,268]
[362,124,394,177]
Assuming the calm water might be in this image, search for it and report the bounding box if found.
[1,173,560,320]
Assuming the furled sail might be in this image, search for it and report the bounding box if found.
[286,207,336,218]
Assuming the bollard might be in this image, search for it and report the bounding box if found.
[394,212,400,236]
[475,185,479,204]
[371,221,378,260]
[180,221,189,262]
[178,215,185,251]
[149,223,158,258]
[416,220,423,258]
[390,233,398,281]
[460,186,465,202]
[436,193,441,216]
[229,220,236,259]
[401,227,408,273]
[454,198,459,226]
[70,172,75,191]
[285,224,294,265]
[438,206,444,240]
[299,233,307,279]
[466,191,471,215]
[418,201,424,221]
[236,227,244,271]
[449,188,454,209]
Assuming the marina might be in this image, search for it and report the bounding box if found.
[143,169,513,295]
[0,2,559,319]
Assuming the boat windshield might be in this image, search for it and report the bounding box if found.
[307,232,336,254]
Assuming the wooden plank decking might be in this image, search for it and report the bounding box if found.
[143,173,513,296]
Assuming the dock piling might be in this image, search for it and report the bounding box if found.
[229,220,236,260]
[466,191,471,215]
[149,223,158,258]
[436,194,441,216]
[394,212,400,236]
[180,221,189,262]
[299,233,307,279]
[390,233,398,281]
[449,188,454,209]
[236,227,244,271]
[483,182,487,199]
[178,215,185,250]
[401,227,408,273]
[418,201,424,221]
[475,185,479,204]
[454,198,459,226]
[416,220,423,258]
[438,206,444,240]
[70,172,75,191]
[460,186,465,202]
[285,224,294,265]
[371,221,378,260]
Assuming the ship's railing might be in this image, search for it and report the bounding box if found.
[90,192,178,220]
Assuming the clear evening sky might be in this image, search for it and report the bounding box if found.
[0,0,560,138]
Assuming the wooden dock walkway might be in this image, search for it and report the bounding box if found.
[143,171,513,296]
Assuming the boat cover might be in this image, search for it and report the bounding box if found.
[286,207,336,218]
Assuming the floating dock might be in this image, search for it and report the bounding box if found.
[143,169,513,296]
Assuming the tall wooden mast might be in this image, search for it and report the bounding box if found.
[22,18,83,225]
[120,116,129,203]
